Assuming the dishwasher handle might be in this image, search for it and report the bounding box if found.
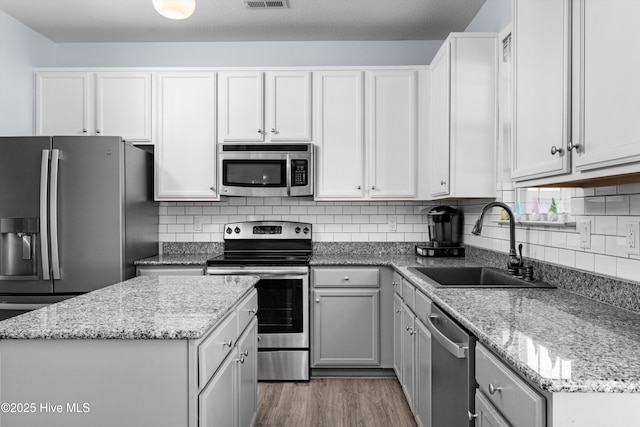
[425,314,468,359]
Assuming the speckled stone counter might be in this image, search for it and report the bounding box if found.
[133,249,640,394]
[0,275,257,340]
[135,252,218,266]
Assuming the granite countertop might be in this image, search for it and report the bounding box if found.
[130,252,640,393]
[135,253,218,265]
[0,275,257,340]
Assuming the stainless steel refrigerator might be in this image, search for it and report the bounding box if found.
[0,136,157,320]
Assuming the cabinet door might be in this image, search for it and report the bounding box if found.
[155,72,217,200]
[368,70,417,198]
[393,293,403,381]
[199,350,236,427]
[313,289,379,366]
[219,71,264,142]
[36,72,90,136]
[237,318,257,427]
[512,0,571,180]
[430,48,451,197]
[315,71,365,199]
[474,390,511,427]
[414,319,432,427]
[267,71,312,141]
[574,0,640,171]
[401,302,415,411]
[95,72,152,142]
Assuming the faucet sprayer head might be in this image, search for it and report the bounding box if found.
[471,216,484,236]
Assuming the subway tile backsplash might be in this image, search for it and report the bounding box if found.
[460,183,640,285]
[159,197,441,243]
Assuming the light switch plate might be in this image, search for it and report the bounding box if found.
[388,216,398,232]
[626,222,640,255]
[578,220,591,249]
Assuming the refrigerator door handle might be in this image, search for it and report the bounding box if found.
[50,149,61,280]
[40,150,51,280]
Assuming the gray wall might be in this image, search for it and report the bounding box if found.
[465,0,512,33]
[0,11,55,135]
[55,40,443,67]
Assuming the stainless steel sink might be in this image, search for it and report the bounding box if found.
[407,266,556,288]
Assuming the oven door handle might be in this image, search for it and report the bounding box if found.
[207,268,309,276]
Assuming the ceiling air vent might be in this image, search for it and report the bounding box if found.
[243,0,289,9]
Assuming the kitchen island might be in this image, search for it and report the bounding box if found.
[0,275,259,427]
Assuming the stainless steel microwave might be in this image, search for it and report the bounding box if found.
[218,143,314,197]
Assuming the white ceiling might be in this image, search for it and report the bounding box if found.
[0,0,486,43]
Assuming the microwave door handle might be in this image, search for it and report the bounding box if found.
[286,153,292,196]
[40,150,51,280]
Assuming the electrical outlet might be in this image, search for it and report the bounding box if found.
[388,216,398,232]
[578,220,591,249]
[626,222,640,255]
[194,216,203,232]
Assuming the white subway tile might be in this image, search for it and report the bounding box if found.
[361,224,377,233]
[605,235,627,257]
[228,198,247,206]
[185,206,203,215]
[379,206,396,214]
[220,206,238,215]
[544,247,559,264]
[167,206,185,215]
[325,224,343,233]
[167,224,185,233]
[616,258,640,283]
[211,215,230,224]
[272,206,290,215]
[316,215,335,224]
[281,215,300,222]
[255,206,273,215]
[334,215,353,224]
[594,216,617,235]
[325,206,343,214]
[631,195,640,215]
[575,252,595,272]
[369,215,388,224]
[588,235,606,255]
[396,206,414,214]
[193,233,213,242]
[594,255,616,277]
[314,232,334,242]
[177,215,194,224]
[245,197,264,206]
[570,198,585,215]
[289,206,308,215]
[176,233,194,242]
[263,197,282,206]
[159,233,176,242]
[299,215,317,223]
[229,215,248,222]
[203,224,221,233]
[361,206,378,214]
[558,249,576,268]
[282,198,300,206]
[351,233,370,241]
[334,233,352,242]
[202,206,221,215]
[159,216,177,224]
[308,206,326,215]
[387,233,405,242]
[368,233,387,241]
[352,215,370,224]
[238,206,255,215]
[343,224,360,233]
[551,231,568,248]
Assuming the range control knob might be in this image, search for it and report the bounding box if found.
[303,227,310,234]
[234,227,241,234]
[225,227,232,234]
[295,227,301,234]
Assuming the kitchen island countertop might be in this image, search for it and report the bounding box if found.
[0,275,258,340]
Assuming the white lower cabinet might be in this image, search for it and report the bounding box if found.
[474,390,510,427]
[200,317,258,427]
[393,292,403,380]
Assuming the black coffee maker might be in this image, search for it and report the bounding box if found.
[416,206,465,257]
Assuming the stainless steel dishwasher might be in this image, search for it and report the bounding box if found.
[425,302,476,426]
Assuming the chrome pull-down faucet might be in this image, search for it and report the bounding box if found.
[471,201,523,274]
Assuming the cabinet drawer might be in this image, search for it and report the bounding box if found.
[313,268,379,287]
[414,290,431,324]
[401,279,415,311]
[476,344,546,427]
[237,290,258,335]
[198,311,237,388]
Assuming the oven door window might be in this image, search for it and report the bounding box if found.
[222,160,286,188]
[256,278,303,334]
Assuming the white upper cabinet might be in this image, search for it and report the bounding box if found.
[512,0,640,186]
[368,70,418,199]
[430,34,498,199]
[315,69,421,201]
[267,71,312,141]
[218,71,312,142]
[155,72,217,201]
[573,0,640,172]
[314,71,365,199]
[512,0,571,181]
[36,71,152,142]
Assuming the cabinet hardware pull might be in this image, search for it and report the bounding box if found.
[371,186,376,190]
[223,339,232,348]
[395,309,401,314]
[344,276,350,281]
[242,350,249,357]
[249,307,257,315]
[488,383,504,395]
[257,129,262,134]
[468,411,478,421]
[237,354,245,364]
[96,129,101,134]
[270,128,276,133]
[356,185,362,190]
[315,298,320,303]
[567,141,581,151]
[440,180,446,186]
[550,145,563,155]
[82,129,87,133]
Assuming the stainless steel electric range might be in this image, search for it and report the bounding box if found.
[206,221,311,381]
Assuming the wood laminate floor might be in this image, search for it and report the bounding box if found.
[256,378,417,427]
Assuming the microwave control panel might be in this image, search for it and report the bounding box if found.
[291,160,308,186]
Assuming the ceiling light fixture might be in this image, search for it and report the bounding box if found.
[153,0,196,20]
